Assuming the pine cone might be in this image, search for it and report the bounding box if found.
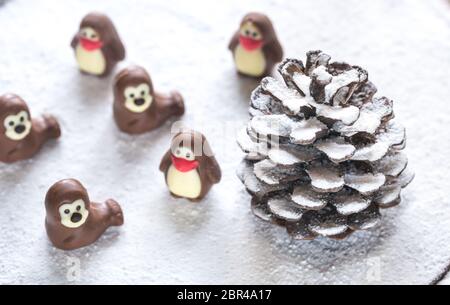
[237,50,414,240]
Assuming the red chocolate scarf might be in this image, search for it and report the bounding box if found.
[79,37,103,51]
[239,35,263,51]
[171,155,199,172]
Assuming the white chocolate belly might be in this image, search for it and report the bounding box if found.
[234,45,266,77]
[167,165,202,199]
[75,44,106,75]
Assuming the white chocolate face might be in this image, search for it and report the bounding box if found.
[173,146,195,161]
[3,111,32,141]
[79,27,100,41]
[123,83,153,113]
[239,22,262,40]
[58,199,89,229]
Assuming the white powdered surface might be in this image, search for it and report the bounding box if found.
[315,138,356,163]
[268,197,303,221]
[0,0,449,285]
[251,114,293,137]
[311,66,332,83]
[324,68,361,104]
[344,173,386,196]
[290,118,327,144]
[262,77,308,113]
[307,165,344,193]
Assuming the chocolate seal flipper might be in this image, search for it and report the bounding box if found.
[113,65,185,134]
[105,199,124,226]
[159,129,221,201]
[228,12,283,78]
[45,179,124,250]
[168,90,185,117]
[40,114,61,139]
[0,93,61,163]
[71,12,125,77]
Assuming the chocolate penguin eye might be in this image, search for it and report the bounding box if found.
[20,116,24,122]
[176,149,181,156]
[130,93,135,98]
[252,32,258,38]
[64,209,70,214]
[186,153,191,158]
[141,90,146,96]
[245,29,251,36]
[8,121,14,127]
[76,205,81,211]
[91,34,97,39]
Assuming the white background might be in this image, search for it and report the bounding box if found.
[0,0,449,284]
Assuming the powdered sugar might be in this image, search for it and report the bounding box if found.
[324,69,362,104]
[1,0,450,285]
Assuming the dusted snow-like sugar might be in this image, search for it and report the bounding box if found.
[0,0,450,285]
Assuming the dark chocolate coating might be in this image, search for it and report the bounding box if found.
[159,130,221,201]
[45,179,124,251]
[113,65,185,134]
[0,94,60,163]
[228,12,283,77]
[71,12,125,77]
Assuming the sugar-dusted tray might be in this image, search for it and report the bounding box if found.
[1,0,450,284]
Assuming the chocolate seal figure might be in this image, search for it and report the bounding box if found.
[159,130,221,201]
[45,179,124,250]
[228,12,283,77]
[113,66,185,134]
[0,93,61,163]
[70,12,125,77]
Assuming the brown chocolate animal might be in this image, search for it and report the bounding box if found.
[113,65,185,134]
[45,179,124,251]
[71,12,125,77]
[228,12,283,77]
[0,94,60,163]
[159,130,221,201]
